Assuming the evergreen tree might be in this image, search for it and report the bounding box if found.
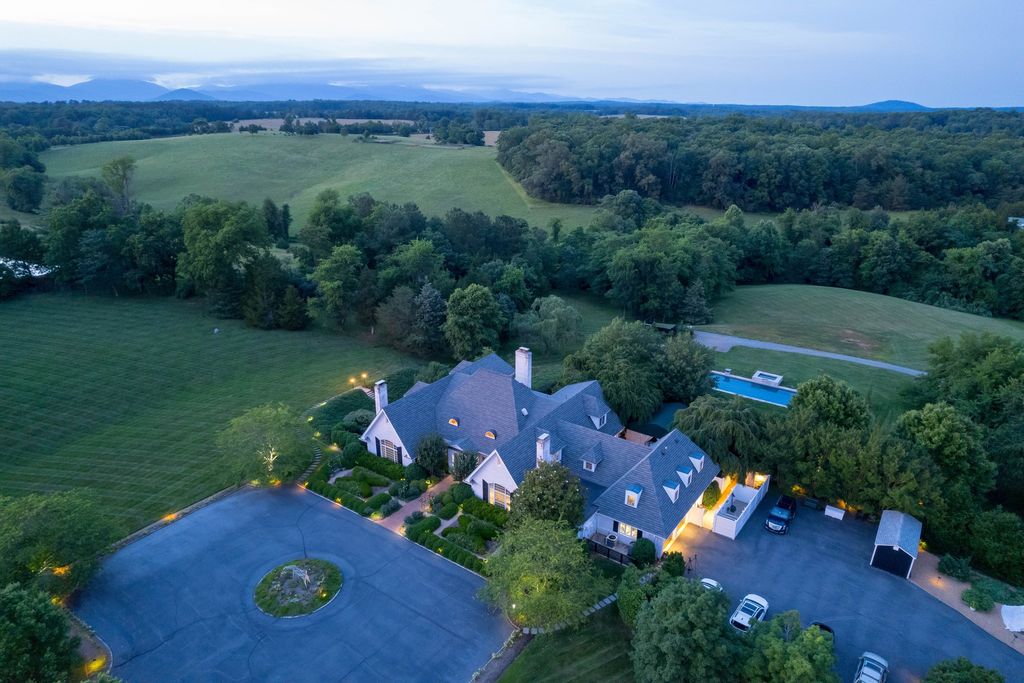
[410,282,448,355]
[680,279,712,324]
[276,285,309,330]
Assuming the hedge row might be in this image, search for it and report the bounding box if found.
[351,466,390,488]
[390,479,428,501]
[355,452,405,480]
[405,515,442,542]
[441,528,487,554]
[461,497,509,528]
[418,532,486,574]
[305,477,370,516]
[366,492,392,510]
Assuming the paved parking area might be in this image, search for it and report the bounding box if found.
[671,495,1024,682]
[74,487,512,682]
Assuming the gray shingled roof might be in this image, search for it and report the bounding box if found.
[875,510,922,556]
[592,430,719,539]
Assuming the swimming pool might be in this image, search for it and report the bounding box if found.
[711,372,797,407]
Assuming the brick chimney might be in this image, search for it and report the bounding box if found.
[373,379,388,414]
[515,347,532,388]
[536,432,552,464]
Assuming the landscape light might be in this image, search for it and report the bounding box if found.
[162,512,177,522]
[349,377,356,384]
[361,372,368,379]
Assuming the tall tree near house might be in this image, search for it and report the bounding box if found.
[480,518,609,628]
[415,433,448,477]
[308,244,364,326]
[101,156,136,214]
[660,333,715,403]
[513,295,583,354]
[508,462,585,528]
[452,450,479,481]
[673,395,766,480]
[375,285,417,352]
[442,284,502,359]
[631,577,734,683]
[409,282,448,356]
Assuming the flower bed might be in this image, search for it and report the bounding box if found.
[254,558,342,617]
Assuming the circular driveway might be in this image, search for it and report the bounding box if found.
[74,487,512,682]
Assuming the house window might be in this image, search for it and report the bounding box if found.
[625,492,639,508]
[617,522,639,539]
[449,418,459,427]
[484,430,496,440]
[583,460,595,472]
[490,483,511,510]
[597,414,607,428]
[380,440,399,463]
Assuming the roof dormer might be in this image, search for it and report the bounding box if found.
[663,479,680,503]
[448,418,459,427]
[485,430,497,440]
[677,464,693,487]
[625,484,643,508]
[689,453,705,472]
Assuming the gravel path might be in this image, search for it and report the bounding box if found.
[694,331,926,377]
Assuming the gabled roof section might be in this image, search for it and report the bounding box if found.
[592,430,719,539]
[875,510,922,556]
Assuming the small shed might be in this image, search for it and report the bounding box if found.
[870,510,922,579]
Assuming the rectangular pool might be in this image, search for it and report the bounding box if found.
[711,372,797,407]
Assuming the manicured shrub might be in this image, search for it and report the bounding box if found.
[702,480,721,509]
[341,441,365,466]
[630,538,657,567]
[405,463,428,481]
[391,479,427,501]
[404,511,425,526]
[355,452,406,480]
[351,467,390,488]
[378,498,402,518]
[437,503,459,520]
[450,482,474,504]
[661,551,687,577]
[330,427,360,448]
[333,479,365,497]
[467,519,499,541]
[342,409,375,433]
[461,497,509,528]
[416,531,486,573]
[405,515,442,542]
[961,586,995,611]
[366,493,392,510]
[443,530,486,554]
[938,554,973,582]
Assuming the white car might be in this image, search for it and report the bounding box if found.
[700,577,723,592]
[729,593,768,632]
[854,652,889,683]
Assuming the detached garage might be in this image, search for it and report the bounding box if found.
[870,510,922,579]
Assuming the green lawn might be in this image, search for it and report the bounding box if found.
[40,134,601,231]
[700,284,1024,370]
[499,609,634,683]
[714,347,917,422]
[0,294,411,530]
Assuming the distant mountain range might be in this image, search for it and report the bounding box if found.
[0,79,993,112]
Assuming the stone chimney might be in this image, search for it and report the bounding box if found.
[515,347,532,388]
[536,432,551,464]
[373,379,388,414]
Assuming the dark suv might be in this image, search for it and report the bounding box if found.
[764,495,797,535]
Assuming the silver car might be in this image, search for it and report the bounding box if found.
[854,652,889,683]
[729,593,768,632]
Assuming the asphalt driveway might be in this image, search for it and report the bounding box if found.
[74,487,512,682]
[672,495,1023,682]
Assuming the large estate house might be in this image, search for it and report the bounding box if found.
[361,348,724,557]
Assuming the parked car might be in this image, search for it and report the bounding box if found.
[809,621,834,643]
[763,513,790,534]
[854,652,889,683]
[771,494,798,520]
[729,594,768,632]
[699,577,723,592]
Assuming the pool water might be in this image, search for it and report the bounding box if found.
[712,373,797,407]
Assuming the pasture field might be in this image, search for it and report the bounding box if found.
[700,284,1024,369]
[40,134,601,230]
[0,294,410,530]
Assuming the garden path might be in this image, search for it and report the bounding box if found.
[377,475,455,534]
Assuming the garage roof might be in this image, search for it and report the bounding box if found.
[874,510,922,556]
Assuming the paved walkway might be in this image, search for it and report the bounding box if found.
[910,551,1024,657]
[694,331,926,377]
[377,476,455,534]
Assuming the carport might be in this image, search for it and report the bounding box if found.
[870,509,922,579]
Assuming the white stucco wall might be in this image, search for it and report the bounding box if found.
[360,412,413,466]
[466,452,517,502]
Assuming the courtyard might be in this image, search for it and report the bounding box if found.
[73,486,512,682]
[666,494,1024,682]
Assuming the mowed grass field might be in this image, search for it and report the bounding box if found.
[39,134,601,230]
[699,284,1024,369]
[0,294,411,531]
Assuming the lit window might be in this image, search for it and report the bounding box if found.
[617,522,638,539]
[583,460,595,472]
[490,483,511,510]
[380,440,399,464]
[449,418,459,426]
[484,430,496,439]
[625,492,638,507]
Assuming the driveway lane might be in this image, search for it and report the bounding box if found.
[674,497,1023,682]
[74,486,511,682]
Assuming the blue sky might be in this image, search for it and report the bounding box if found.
[1,0,1021,105]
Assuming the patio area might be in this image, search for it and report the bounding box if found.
[587,531,634,565]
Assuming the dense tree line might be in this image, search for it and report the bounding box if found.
[497,111,1024,211]
[0,134,46,211]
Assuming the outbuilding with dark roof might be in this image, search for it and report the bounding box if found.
[870,510,922,579]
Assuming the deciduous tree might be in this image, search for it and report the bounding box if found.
[216,403,312,485]
[742,611,839,683]
[443,284,502,359]
[0,583,78,683]
[508,462,585,528]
